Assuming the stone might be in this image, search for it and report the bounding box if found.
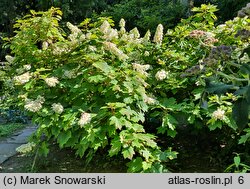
[0,143,20,164]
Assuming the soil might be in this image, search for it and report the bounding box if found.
[0,138,226,173]
[0,144,128,173]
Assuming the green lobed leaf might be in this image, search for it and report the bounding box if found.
[92,61,111,74]
[127,157,143,173]
[122,146,135,160]
[38,142,49,157]
[232,99,249,131]
[57,130,72,148]
[234,156,241,168]
[88,75,105,83]
[109,137,122,157]
[162,114,178,130]
[238,134,250,144]
[141,149,151,161]
[205,80,235,95]
[208,120,222,131]
[142,161,152,171]
[109,116,123,130]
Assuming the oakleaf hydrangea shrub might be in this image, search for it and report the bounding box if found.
[6,4,250,172]
[7,8,177,172]
[141,4,249,167]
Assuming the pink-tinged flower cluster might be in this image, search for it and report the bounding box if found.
[78,112,92,127]
[189,30,206,38]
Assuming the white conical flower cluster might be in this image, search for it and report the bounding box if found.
[100,20,110,34]
[153,24,164,45]
[63,70,75,79]
[45,77,59,87]
[67,22,85,44]
[143,95,157,105]
[119,18,126,28]
[42,41,49,50]
[155,70,168,81]
[212,108,225,120]
[67,22,81,35]
[78,112,92,127]
[129,28,140,39]
[5,55,15,63]
[142,30,151,43]
[52,103,64,114]
[103,41,129,60]
[24,96,45,113]
[132,63,150,76]
[23,64,31,71]
[14,72,31,85]
[100,20,118,41]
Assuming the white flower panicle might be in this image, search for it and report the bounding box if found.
[23,64,31,71]
[100,20,111,34]
[130,28,140,39]
[52,45,69,55]
[14,72,31,85]
[24,96,45,113]
[5,55,15,63]
[79,34,86,42]
[78,112,92,127]
[16,142,36,154]
[120,27,126,35]
[67,22,81,34]
[24,101,40,112]
[104,28,119,41]
[100,21,119,40]
[103,41,129,60]
[86,32,92,39]
[45,77,59,87]
[144,96,157,105]
[132,63,150,76]
[63,70,75,79]
[42,41,49,50]
[155,70,168,81]
[119,19,126,35]
[52,103,64,114]
[143,30,151,42]
[119,18,126,28]
[212,108,225,120]
[144,51,150,56]
[89,45,97,52]
[153,24,164,45]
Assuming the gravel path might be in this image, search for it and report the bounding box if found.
[0,125,37,164]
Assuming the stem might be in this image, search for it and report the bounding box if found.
[31,149,39,172]
[227,61,241,68]
[216,71,248,82]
